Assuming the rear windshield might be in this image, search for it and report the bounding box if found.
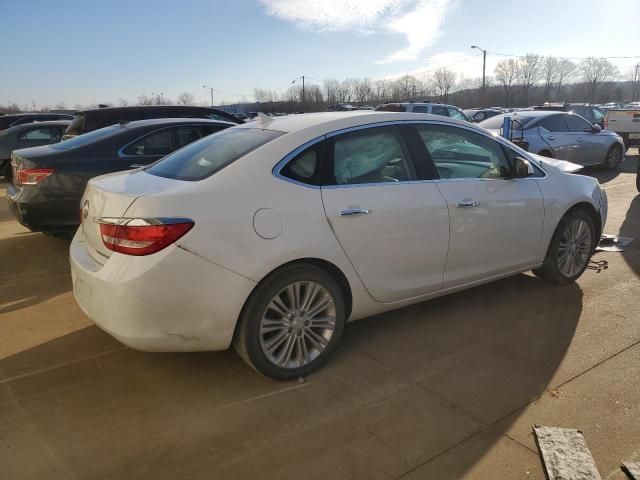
[145,127,284,181]
[51,125,121,150]
[65,114,86,135]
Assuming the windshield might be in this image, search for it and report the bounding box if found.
[145,127,284,181]
[51,125,121,150]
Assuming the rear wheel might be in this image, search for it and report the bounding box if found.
[233,264,346,380]
[1,160,10,181]
[533,209,596,284]
[603,144,622,170]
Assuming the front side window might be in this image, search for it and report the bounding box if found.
[415,124,510,179]
[473,112,486,122]
[18,127,53,141]
[538,115,568,132]
[592,107,605,123]
[564,114,591,132]
[146,127,283,181]
[448,107,467,121]
[331,126,417,185]
[413,105,429,113]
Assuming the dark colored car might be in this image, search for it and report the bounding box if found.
[62,105,243,140]
[0,113,74,132]
[7,118,234,234]
[0,120,70,179]
[533,103,606,129]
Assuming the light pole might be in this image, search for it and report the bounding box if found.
[292,76,305,113]
[202,85,214,107]
[471,45,486,106]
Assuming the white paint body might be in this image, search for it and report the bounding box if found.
[70,112,607,352]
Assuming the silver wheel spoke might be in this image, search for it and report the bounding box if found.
[259,280,337,370]
[558,219,592,277]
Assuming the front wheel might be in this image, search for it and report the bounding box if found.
[533,210,596,285]
[602,144,623,170]
[233,264,346,380]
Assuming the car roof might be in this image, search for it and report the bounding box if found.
[76,105,222,114]
[114,117,236,129]
[237,111,472,136]
[11,120,71,129]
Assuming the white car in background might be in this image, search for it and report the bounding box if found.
[70,112,607,379]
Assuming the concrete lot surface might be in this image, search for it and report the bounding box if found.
[1,154,639,480]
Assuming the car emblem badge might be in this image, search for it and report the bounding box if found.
[82,200,89,220]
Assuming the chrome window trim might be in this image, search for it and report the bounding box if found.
[117,123,224,159]
[272,119,548,189]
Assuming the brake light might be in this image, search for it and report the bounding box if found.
[98,219,194,256]
[15,168,54,186]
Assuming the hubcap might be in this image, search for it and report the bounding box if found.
[558,219,592,277]
[259,281,336,369]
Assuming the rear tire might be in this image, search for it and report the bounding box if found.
[533,209,596,285]
[1,160,10,181]
[233,264,346,380]
[602,144,622,170]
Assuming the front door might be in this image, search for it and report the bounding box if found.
[412,123,545,287]
[563,114,607,165]
[320,125,450,303]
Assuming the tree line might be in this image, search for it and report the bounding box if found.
[2,56,638,115]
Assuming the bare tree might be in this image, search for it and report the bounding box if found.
[516,54,542,105]
[434,68,456,103]
[354,78,373,103]
[579,57,619,102]
[555,59,576,98]
[542,57,559,100]
[138,94,154,105]
[494,58,519,106]
[176,92,196,105]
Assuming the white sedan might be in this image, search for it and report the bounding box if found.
[70,112,607,379]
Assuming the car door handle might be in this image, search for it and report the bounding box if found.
[339,208,370,217]
[577,138,583,143]
[547,135,556,141]
[457,201,480,208]
[129,164,145,169]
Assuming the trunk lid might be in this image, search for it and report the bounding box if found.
[81,169,179,261]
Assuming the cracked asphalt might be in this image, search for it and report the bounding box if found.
[1,152,639,480]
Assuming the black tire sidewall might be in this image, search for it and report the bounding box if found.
[604,144,622,170]
[239,265,346,380]
[545,210,596,284]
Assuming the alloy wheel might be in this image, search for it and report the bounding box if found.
[605,146,622,169]
[557,218,592,277]
[259,281,336,369]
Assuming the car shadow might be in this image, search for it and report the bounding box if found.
[620,192,640,279]
[583,150,637,184]
[0,272,583,479]
[0,233,72,314]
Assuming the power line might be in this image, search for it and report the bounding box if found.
[487,51,640,60]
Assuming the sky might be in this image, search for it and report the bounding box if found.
[2,0,639,109]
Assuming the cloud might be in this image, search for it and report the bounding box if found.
[257,0,456,63]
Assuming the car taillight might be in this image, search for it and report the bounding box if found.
[98,219,194,256]
[604,115,608,128]
[15,168,54,186]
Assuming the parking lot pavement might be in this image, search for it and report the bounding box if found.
[1,152,639,480]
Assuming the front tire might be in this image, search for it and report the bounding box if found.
[233,264,346,380]
[533,209,596,285]
[603,144,622,170]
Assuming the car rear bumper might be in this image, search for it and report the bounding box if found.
[70,228,256,352]
[7,182,79,232]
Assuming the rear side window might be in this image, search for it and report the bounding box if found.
[539,115,568,132]
[123,129,174,156]
[280,145,322,186]
[146,127,284,181]
[413,105,429,113]
[431,106,449,116]
[18,127,54,142]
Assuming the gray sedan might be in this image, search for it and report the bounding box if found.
[0,120,70,179]
[479,111,625,170]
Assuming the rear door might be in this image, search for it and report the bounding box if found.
[412,123,544,287]
[536,115,573,160]
[319,124,450,302]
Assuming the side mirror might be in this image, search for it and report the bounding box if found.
[592,124,602,133]
[511,156,534,178]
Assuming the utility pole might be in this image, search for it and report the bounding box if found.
[32,100,36,111]
[292,76,306,113]
[202,85,214,107]
[471,45,487,106]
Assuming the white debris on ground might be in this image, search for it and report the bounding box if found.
[533,425,601,480]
